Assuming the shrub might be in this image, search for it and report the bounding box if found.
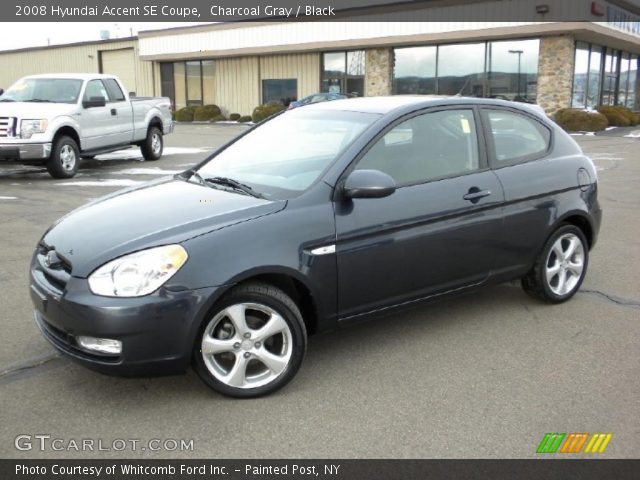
[252,101,285,123]
[174,106,196,122]
[554,108,608,132]
[229,113,241,121]
[238,115,253,123]
[211,114,226,122]
[596,106,631,127]
[193,104,222,121]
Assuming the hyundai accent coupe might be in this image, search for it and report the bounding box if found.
[30,96,601,397]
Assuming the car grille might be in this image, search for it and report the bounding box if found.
[34,244,73,293]
[0,117,15,137]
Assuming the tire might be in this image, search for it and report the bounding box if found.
[193,282,307,398]
[140,126,163,161]
[522,224,589,303]
[46,136,79,179]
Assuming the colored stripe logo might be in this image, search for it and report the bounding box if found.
[537,433,612,454]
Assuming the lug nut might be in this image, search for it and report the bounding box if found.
[244,332,251,339]
[243,352,250,359]
[233,342,240,349]
[254,342,261,348]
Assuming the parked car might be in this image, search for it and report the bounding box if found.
[288,92,349,109]
[30,97,601,398]
[0,74,173,178]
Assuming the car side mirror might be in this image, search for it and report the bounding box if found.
[343,169,396,199]
[82,96,106,108]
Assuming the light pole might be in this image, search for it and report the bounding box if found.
[509,49,524,99]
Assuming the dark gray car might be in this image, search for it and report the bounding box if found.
[30,96,601,397]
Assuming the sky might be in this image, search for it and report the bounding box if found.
[0,23,211,51]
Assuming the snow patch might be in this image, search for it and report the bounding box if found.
[95,147,209,161]
[56,179,143,187]
[0,196,18,200]
[624,130,640,138]
[115,168,182,175]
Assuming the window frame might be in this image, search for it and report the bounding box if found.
[339,105,490,190]
[479,106,553,169]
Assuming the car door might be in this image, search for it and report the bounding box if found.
[335,107,505,319]
[480,107,555,278]
[103,78,134,145]
[80,79,118,150]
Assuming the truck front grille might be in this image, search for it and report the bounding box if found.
[0,117,15,137]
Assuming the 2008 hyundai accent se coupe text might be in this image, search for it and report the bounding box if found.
[30,97,602,397]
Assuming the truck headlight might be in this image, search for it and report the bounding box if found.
[88,245,188,297]
[20,119,48,139]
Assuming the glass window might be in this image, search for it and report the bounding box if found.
[572,42,590,108]
[186,61,202,106]
[626,54,638,109]
[202,60,215,105]
[393,46,437,95]
[103,78,125,102]
[262,79,297,106]
[587,46,602,109]
[321,51,365,96]
[173,62,186,110]
[84,80,109,102]
[602,48,619,106]
[160,63,175,107]
[487,39,539,103]
[437,43,486,96]
[618,53,630,106]
[198,110,378,197]
[485,110,550,164]
[355,109,479,186]
[1,78,82,104]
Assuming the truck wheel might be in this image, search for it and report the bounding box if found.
[141,126,163,161]
[46,136,79,179]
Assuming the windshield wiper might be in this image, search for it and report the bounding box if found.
[205,177,265,199]
[180,168,206,186]
[24,99,54,103]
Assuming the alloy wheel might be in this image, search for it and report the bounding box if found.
[545,233,585,296]
[60,145,76,171]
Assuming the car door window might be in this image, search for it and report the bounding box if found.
[103,78,125,102]
[83,80,109,102]
[355,109,480,186]
[485,110,550,164]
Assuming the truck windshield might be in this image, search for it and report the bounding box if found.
[197,109,379,199]
[0,78,83,104]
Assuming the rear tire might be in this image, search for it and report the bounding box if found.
[46,136,79,179]
[193,282,307,398]
[522,224,589,303]
[141,126,163,161]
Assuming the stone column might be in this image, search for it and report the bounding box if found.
[536,35,576,116]
[365,48,393,97]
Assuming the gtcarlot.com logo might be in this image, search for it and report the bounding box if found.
[15,434,194,452]
[536,433,612,454]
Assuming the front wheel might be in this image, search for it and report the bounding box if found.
[193,282,307,398]
[46,136,79,178]
[522,224,589,303]
[140,126,163,161]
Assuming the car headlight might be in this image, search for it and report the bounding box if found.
[20,119,48,139]
[88,245,188,297]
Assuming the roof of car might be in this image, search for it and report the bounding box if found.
[306,95,546,118]
[23,73,118,81]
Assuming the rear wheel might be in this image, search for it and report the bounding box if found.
[193,282,307,398]
[522,224,589,303]
[140,126,163,161]
[46,136,79,178]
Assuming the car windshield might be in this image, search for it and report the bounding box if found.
[197,109,379,198]
[0,78,83,104]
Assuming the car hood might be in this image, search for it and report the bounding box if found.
[0,102,77,119]
[42,178,286,277]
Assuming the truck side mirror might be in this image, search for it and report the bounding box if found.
[82,96,106,108]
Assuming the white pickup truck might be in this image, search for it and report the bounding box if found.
[0,74,173,178]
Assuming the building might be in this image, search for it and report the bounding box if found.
[1,0,639,116]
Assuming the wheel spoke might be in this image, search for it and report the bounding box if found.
[202,336,236,355]
[556,269,567,295]
[224,354,249,387]
[563,237,578,259]
[254,313,287,342]
[254,349,288,375]
[552,241,564,262]
[567,259,583,277]
[546,262,561,283]
[225,304,249,336]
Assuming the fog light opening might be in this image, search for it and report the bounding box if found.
[76,336,122,355]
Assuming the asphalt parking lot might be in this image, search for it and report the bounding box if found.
[0,124,638,459]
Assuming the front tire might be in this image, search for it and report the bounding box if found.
[141,126,163,161]
[46,136,79,178]
[193,282,307,398]
[522,224,589,303]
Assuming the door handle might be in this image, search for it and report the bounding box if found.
[463,187,491,203]
[110,109,117,116]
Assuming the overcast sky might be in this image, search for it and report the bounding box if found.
[0,23,211,51]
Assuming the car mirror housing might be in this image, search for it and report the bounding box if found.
[83,96,106,108]
[343,169,396,199]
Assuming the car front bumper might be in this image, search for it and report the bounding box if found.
[0,142,51,161]
[29,252,218,376]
